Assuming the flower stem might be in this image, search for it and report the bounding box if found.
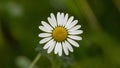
[29,53,41,68]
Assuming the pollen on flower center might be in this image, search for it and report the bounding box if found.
[52,27,67,42]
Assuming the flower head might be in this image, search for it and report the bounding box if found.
[38,12,83,56]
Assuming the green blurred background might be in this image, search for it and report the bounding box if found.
[0,0,120,68]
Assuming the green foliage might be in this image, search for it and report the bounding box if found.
[0,0,120,68]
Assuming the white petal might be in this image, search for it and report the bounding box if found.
[38,33,51,37]
[66,20,78,29]
[43,39,54,49]
[58,43,62,56]
[67,38,79,47]
[57,12,61,26]
[68,25,81,31]
[47,40,56,53]
[50,13,57,27]
[65,16,74,28]
[60,13,64,26]
[68,30,83,35]
[63,13,68,26]
[41,21,53,30]
[62,42,69,55]
[54,42,59,54]
[68,35,82,40]
[65,41,73,52]
[39,37,52,44]
[39,26,52,33]
[54,42,62,56]
[48,17,56,28]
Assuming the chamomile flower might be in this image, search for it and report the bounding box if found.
[38,12,83,56]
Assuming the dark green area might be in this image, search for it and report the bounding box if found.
[0,0,120,68]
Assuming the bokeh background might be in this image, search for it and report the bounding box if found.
[0,0,120,68]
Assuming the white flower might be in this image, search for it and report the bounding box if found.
[38,12,83,56]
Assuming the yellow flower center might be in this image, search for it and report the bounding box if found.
[52,27,67,42]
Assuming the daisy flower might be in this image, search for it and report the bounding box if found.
[38,12,83,56]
